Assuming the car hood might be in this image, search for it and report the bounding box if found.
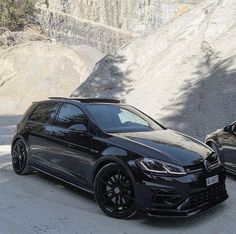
[109,129,213,166]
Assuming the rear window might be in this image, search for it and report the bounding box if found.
[28,102,59,124]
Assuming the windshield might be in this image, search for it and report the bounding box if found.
[85,104,164,133]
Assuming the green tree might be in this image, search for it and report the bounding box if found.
[0,0,38,31]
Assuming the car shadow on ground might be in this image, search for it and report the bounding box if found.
[34,171,95,201]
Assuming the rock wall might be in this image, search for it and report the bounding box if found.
[0,27,50,49]
[72,0,236,140]
[42,0,201,32]
[37,0,201,53]
[38,8,134,54]
[0,42,103,114]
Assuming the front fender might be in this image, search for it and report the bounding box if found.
[90,146,137,189]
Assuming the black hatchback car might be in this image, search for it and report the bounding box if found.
[205,121,236,175]
[11,98,228,218]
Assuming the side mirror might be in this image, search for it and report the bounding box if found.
[224,122,236,134]
[223,125,231,132]
[231,123,236,134]
[69,124,87,133]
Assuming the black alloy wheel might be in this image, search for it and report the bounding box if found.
[12,140,32,175]
[94,163,136,219]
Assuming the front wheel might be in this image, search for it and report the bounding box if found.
[94,163,136,219]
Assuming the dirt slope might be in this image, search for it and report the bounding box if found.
[72,0,236,140]
[0,42,103,115]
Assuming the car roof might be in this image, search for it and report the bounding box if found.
[47,97,121,104]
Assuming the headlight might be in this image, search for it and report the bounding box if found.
[138,158,186,175]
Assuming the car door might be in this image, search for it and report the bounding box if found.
[48,103,94,186]
[26,102,59,170]
[220,122,236,171]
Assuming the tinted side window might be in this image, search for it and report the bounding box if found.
[28,103,59,124]
[55,104,87,128]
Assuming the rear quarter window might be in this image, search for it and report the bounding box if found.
[54,103,87,129]
[28,102,59,124]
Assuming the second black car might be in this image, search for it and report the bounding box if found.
[206,121,236,175]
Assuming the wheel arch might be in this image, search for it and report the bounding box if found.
[205,139,220,149]
[92,157,136,187]
[205,139,216,146]
[11,135,28,153]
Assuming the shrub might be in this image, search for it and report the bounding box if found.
[0,0,38,31]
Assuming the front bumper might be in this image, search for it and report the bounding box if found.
[134,165,228,217]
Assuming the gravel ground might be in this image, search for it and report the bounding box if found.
[0,116,236,234]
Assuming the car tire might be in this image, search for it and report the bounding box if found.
[11,139,32,175]
[94,163,136,219]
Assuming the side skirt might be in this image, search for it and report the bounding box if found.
[31,165,94,194]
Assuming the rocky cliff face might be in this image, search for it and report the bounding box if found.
[37,0,201,53]
[38,8,134,54]
[72,0,236,140]
[41,0,201,32]
[0,42,103,114]
[0,27,50,49]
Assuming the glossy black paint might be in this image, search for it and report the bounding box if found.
[12,99,228,217]
[205,121,236,175]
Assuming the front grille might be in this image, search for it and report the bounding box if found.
[181,183,226,210]
[185,153,220,173]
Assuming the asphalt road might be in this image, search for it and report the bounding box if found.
[0,115,236,234]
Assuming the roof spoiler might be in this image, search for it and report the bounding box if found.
[48,97,120,103]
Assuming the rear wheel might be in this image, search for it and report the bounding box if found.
[12,139,32,175]
[94,163,136,219]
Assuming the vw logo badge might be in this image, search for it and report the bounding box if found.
[204,160,211,172]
